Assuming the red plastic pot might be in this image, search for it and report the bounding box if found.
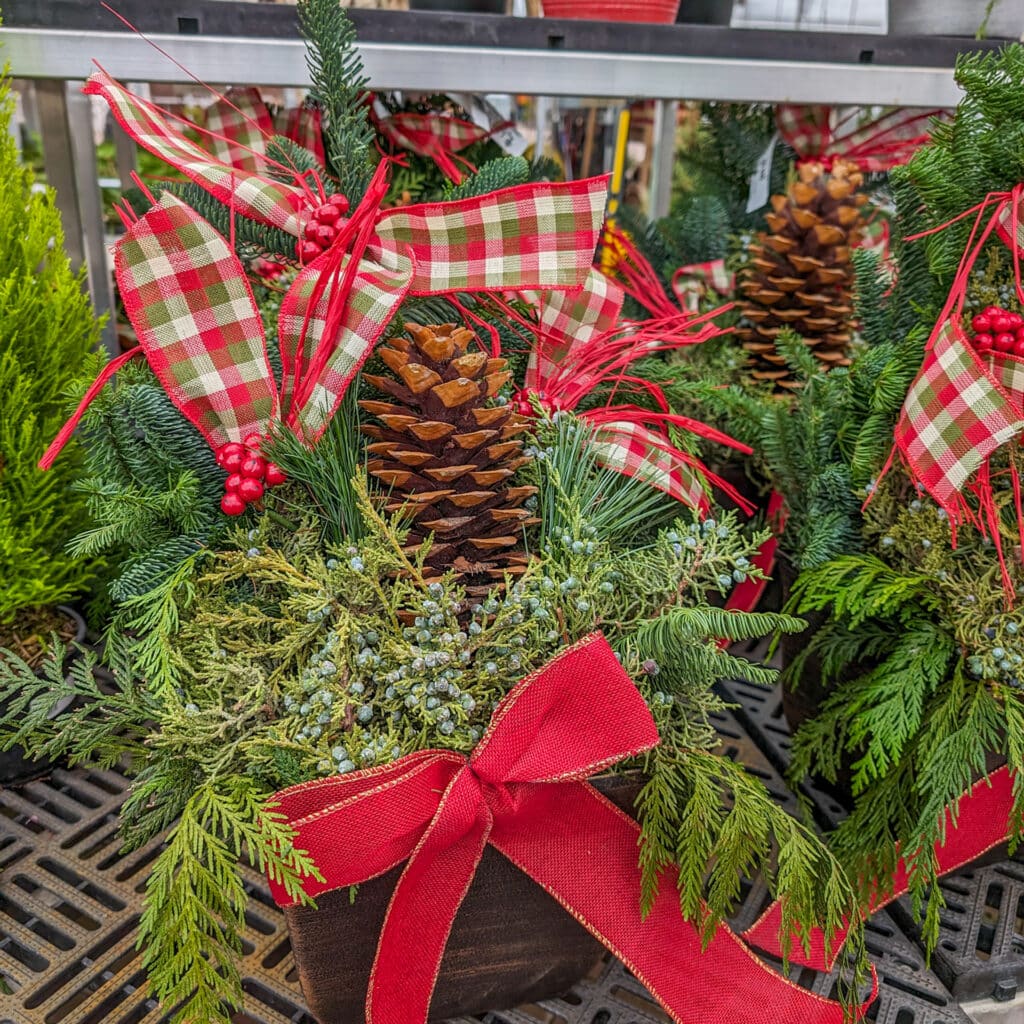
[543,0,681,22]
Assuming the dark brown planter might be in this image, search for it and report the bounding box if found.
[284,773,640,1024]
[0,605,86,788]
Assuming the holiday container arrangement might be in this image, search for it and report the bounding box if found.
[0,4,872,1024]
[0,66,102,784]
[742,46,1024,946]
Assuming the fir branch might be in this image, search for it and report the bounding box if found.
[264,386,366,545]
[442,156,530,200]
[296,0,374,202]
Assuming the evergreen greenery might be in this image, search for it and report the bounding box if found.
[0,68,102,629]
[297,0,375,204]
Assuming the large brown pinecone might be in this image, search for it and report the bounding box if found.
[359,323,538,594]
[737,158,868,389]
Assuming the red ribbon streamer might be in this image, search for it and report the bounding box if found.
[269,633,874,1024]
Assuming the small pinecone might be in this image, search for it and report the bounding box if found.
[359,323,538,595]
[737,158,868,389]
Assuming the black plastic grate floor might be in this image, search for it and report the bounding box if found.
[721,673,1024,1011]
[0,690,995,1024]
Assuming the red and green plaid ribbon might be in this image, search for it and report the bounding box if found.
[588,419,707,508]
[282,98,327,168]
[114,193,279,447]
[51,74,612,462]
[85,70,311,237]
[517,268,751,510]
[776,105,942,171]
[117,172,607,445]
[671,259,733,314]
[371,101,499,184]
[892,321,1024,509]
[204,87,275,174]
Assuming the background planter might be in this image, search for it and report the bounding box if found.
[284,774,640,1023]
[0,605,86,787]
[889,0,1024,38]
[542,0,682,23]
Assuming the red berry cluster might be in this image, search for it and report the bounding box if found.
[295,193,351,264]
[969,305,1024,356]
[215,435,287,516]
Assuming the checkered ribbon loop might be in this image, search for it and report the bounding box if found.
[205,87,276,174]
[113,193,279,448]
[776,105,942,171]
[370,99,500,184]
[672,259,734,314]
[85,70,315,238]
[495,270,752,511]
[884,185,1024,597]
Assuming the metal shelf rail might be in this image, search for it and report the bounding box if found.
[0,0,1004,347]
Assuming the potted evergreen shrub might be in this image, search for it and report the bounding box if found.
[0,64,102,784]
[0,4,866,1022]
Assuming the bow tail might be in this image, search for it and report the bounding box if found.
[368,769,492,1024]
[491,781,860,1024]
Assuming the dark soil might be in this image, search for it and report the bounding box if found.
[0,606,80,669]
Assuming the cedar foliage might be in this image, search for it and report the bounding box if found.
[0,70,102,624]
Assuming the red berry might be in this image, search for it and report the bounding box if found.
[225,472,244,491]
[264,463,287,487]
[974,333,994,351]
[240,456,267,479]
[315,203,341,224]
[972,314,993,333]
[238,477,265,503]
[304,218,322,240]
[995,315,1014,333]
[316,225,337,248]
[328,193,350,212]
[221,492,247,516]
[221,449,244,472]
[1014,340,1024,357]
[243,433,263,451]
[297,240,323,263]
[216,441,245,466]
[985,305,1003,317]
[995,332,1016,352]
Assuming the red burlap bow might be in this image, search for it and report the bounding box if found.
[776,105,942,171]
[270,633,881,1024]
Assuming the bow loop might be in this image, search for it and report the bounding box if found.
[471,634,658,786]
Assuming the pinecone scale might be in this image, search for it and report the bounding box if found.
[738,158,867,389]
[360,323,538,594]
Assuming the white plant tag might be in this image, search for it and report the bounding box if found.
[746,130,780,213]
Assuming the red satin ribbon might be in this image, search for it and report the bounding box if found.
[268,633,874,1024]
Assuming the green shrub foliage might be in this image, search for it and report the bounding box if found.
[0,72,101,623]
